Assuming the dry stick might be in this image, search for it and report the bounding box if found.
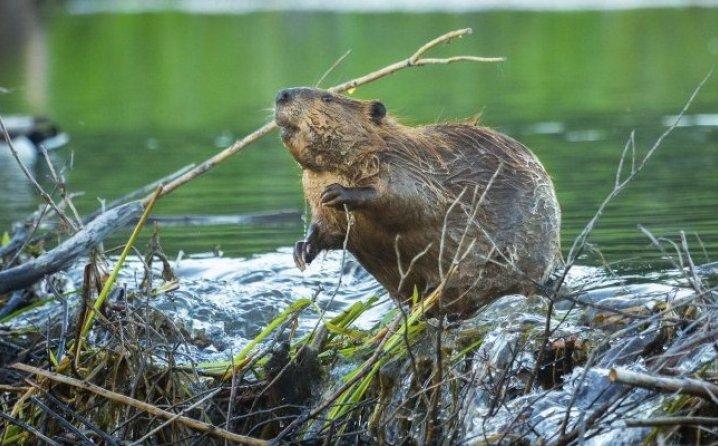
[38,144,84,229]
[424,317,444,444]
[625,416,718,427]
[5,202,51,268]
[0,114,77,232]
[315,49,352,87]
[0,410,61,446]
[225,352,238,445]
[554,72,712,439]
[35,387,120,446]
[0,201,143,295]
[143,28,503,207]
[0,385,30,393]
[551,388,632,446]
[11,363,268,446]
[91,163,195,218]
[131,388,222,445]
[565,70,711,264]
[609,368,718,403]
[28,396,95,446]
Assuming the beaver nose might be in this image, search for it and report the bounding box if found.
[275,89,294,105]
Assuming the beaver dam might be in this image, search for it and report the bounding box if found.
[2,29,718,445]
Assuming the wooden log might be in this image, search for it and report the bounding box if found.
[609,368,718,402]
[0,201,142,295]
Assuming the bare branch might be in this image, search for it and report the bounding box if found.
[149,28,503,206]
[0,115,77,231]
[11,363,268,446]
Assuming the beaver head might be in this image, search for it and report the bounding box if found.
[274,87,388,172]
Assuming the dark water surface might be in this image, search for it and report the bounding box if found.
[1,5,717,269]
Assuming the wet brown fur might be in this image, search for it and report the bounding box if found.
[276,88,561,316]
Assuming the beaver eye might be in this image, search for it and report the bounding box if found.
[321,94,333,103]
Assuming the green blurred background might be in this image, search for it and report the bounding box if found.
[1,2,717,269]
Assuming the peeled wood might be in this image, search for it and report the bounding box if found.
[609,368,718,402]
[11,363,268,446]
[0,202,143,295]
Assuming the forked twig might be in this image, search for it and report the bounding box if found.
[147,28,503,206]
[565,71,712,264]
[0,115,77,231]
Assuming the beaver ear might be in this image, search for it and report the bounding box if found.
[369,101,386,123]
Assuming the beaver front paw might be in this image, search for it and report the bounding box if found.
[321,183,376,210]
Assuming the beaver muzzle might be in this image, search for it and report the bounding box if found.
[274,89,300,140]
[275,113,298,141]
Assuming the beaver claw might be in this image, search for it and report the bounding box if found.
[321,184,352,208]
[321,184,375,209]
[293,224,322,271]
[293,241,316,271]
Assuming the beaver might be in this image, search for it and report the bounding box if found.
[274,87,561,316]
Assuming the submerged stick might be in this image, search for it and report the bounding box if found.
[11,363,268,446]
[145,28,503,206]
[0,201,143,295]
[609,368,718,403]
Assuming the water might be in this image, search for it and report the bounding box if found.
[3,250,388,362]
[3,247,703,363]
[1,4,717,267]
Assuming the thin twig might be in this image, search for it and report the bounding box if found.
[0,114,77,231]
[625,416,718,427]
[0,409,61,446]
[29,396,95,446]
[609,368,718,403]
[566,71,711,264]
[145,28,503,206]
[315,49,352,87]
[11,363,268,446]
[131,388,222,444]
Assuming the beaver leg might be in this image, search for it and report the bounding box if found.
[321,183,377,210]
[293,222,344,271]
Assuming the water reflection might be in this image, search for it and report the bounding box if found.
[0,5,716,266]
